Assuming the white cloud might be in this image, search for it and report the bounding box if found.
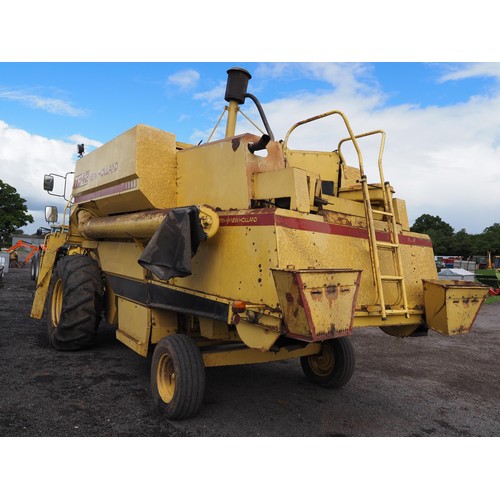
[0,89,85,116]
[193,81,226,104]
[0,120,96,234]
[167,69,200,90]
[438,62,500,82]
[67,134,103,151]
[256,62,382,99]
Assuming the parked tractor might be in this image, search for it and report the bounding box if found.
[31,67,488,419]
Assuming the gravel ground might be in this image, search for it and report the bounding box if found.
[1,265,499,437]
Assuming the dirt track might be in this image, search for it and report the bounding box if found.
[1,266,499,437]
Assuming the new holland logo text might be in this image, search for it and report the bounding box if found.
[73,162,119,189]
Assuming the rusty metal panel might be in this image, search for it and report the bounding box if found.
[272,268,362,341]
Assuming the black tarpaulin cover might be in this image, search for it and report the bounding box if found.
[138,206,207,281]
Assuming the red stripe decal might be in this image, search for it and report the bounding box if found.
[219,210,276,227]
[219,210,432,248]
[74,179,138,204]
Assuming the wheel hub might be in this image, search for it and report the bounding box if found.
[50,279,63,327]
[157,353,176,403]
[309,344,335,376]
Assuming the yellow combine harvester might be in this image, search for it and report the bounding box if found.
[31,67,488,419]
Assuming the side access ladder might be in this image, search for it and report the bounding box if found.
[339,130,410,320]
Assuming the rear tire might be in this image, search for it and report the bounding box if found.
[300,337,355,388]
[151,334,205,420]
[46,254,104,350]
[380,324,419,337]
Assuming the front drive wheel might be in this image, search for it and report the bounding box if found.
[300,337,355,388]
[151,334,206,420]
[46,254,104,350]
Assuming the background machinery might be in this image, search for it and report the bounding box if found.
[31,67,488,419]
[3,240,40,268]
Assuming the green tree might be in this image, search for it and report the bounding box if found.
[453,228,473,258]
[411,213,455,255]
[476,223,500,255]
[0,180,34,245]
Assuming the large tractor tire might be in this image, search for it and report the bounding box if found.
[151,334,206,420]
[30,253,40,282]
[300,337,355,388]
[46,254,104,350]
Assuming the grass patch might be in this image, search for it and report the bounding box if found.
[485,295,500,304]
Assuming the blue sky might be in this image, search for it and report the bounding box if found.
[1,61,500,237]
[2,62,497,142]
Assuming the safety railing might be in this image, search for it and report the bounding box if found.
[338,129,388,209]
[281,110,365,171]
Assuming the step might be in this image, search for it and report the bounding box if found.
[376,241,399,249]
[381,275,404,281]
[372,209,394,217]
[383,309,410,316]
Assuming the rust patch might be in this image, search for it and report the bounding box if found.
[285,292,294,303]
[323,285,339,306]
[331,214,353,227]
[231,138,241,151]
[297,294,304,307]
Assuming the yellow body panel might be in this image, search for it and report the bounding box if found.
[73,124,177,214]
[253,168,315,213]
[116,298,150,356]
[272,209,436,313]
[179,216,280,307]
[177,133,285,209]
[235,321,280,350]
[173,206,437,332]
[286,150,341,187]
[97,241,145,280]
[151,309,178,344]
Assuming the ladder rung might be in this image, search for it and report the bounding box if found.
[361,171,410,320]
[377,241,398,248]
[384,309,409,316]
[381,275,404,281]
[372,209,393,217]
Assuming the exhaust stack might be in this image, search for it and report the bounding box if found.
[224,67,252,137]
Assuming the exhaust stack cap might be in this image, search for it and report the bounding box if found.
[225,67,252,104]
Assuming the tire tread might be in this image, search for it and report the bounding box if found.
[151,334,205,420]
[47,254,104,350]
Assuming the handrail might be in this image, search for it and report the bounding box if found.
[338,129,387,184]
[282,110,365,171]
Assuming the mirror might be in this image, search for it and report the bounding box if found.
[45,206,58,223]
[43,174,54,192]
